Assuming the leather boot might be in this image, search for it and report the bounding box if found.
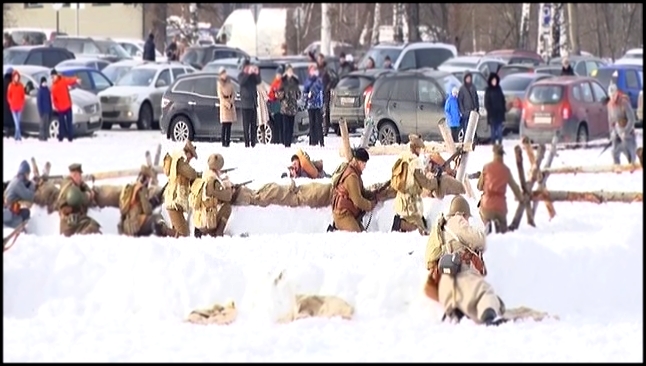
[194,227,203,239]
[214,219,227,237]
[154,219,178,238]
[399,219,418,233]
[480,308,507,326]
[391,215,401,232]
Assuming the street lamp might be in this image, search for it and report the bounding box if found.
[52,3,63,35]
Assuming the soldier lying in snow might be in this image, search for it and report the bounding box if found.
[281,149,330,179]
[56,163,101,237]
[3,160,36,229]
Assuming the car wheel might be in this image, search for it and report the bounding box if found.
[119,123,131,129]
[48,118,60,139]
[377,121,400,145]
[576,124,589,143]
[136,102,153,130]
[170,116,194,142]
[257,124,272,144]
[101,122,113,130]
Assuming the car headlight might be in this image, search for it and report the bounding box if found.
[72,104,83,114]
[126,94,139,104]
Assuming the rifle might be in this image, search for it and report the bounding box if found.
[231,180,253,202]
[196,167,237,178]
[432,147,464,178]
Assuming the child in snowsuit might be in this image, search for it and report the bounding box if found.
[303,65,324,147]
[444,86,461,142]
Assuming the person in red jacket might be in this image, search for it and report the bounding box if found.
[268,66,284,144]
[50,69,80,142]
[6,69,26,141]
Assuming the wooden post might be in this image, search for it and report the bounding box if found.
[532,133,559,219]
[338,118,352,162]
[454,111,479,183]
[43,162,51,177]
[508,145,535,231]
[30,157,40,178]
[530,139,610,151]
[145,150,159,186]
[153,144,162,166]
[541,164,642,174]
[463,175,475,198]
[437,118,457,154]
[47,167,165,184]
[531,190,643,203]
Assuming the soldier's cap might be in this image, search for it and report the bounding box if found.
[184,140,198,160]
[207,153,225,171]
[68,163,83,173]
[352,147,370,163]
[493,144,505,156]
[408,134,425,150]
[139,165,155,179]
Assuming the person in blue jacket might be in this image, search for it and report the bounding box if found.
[444,86,462,142]
[3,160,36,229]
[36,76,52,141]
[303,65,324,147]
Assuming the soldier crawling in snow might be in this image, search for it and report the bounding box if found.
[3,160,36,229]
[607,83,638,165]
[117,165,176,237]
[329,148,376,232]
[56,163,101,236]
[424,195,507,326]
[190,153,236,238]
[163,141,199,237]
[390,134,443,235]
[477,145,523,234]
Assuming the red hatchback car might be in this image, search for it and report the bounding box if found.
[520,76,611,144]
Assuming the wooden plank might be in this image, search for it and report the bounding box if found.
[463,176,475,199]
[454,111,479,182]
[43,162,51,177]
[145,150,159,186]
[508,145,535,231]
[153,144,162,166]
[47,166,165,184]
[531,190,643,203]
[532,133,559,219]
[530,139,610,151]
[437,117,457,154]
[521,137,537,178]
[542,164,642,175]
[30,157,40,178]
[338,118,352,162]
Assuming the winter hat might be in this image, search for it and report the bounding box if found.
[50,69,58,76]
[218,67,227,75]
[5,67,13,76]
[40,76,47,84]
[276,65,285,74]
[608,83,618,96]
[451,86,459,96]
[18,160,30,175]
[352,147,370,163]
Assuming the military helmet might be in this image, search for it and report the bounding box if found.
[183,140,198,160]
[207,153,224,171]
[408,134,425,150]
[65,184,86,208]
[448,195,471,217]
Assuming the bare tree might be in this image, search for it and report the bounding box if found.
[371,3,381,46]
[3,4,12,28]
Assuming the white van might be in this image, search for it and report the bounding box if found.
[4,27,67,45]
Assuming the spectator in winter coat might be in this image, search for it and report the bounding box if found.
[444,86,461,142]
[309,52,337,137]
[303,65,325,147]
[143,33,156,62]
[238,59,262,148]
[607,83,638,164]
[458,71,480,134]
[484,73,506,145]
[3,68,13,132]
[50,69,80,142]
[3,32,17,48]
[338,52,355,78]
[216,68,236,147]
[7,69,26,141]
[365,57,376,70]
[560,58,575,76]
[277,64,301,148]
[268,66,284,145]
[3,160,36,229]
[165,35,179,61]
[36,76,52,141]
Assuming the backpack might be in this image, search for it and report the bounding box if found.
[188,178,205,209]
[390,158,408,192]
[119,184,135,215]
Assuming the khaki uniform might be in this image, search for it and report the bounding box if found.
[189,154,234,237]
[331,162,374,232]
[476,145,522,233]
[56,169,101,237]
[163,142,199,237]
[391,149,440,233]
[424,198,504,324]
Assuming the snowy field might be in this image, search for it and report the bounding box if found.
[3,130,643,362]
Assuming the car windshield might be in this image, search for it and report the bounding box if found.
[115,68,156,86]
[103,65,135,83]
[443,60,477,69]
[437,75,462,95]
[500,76,534,92]
[359,47,402,69]
[95,40,131,58]
[528,85,564,104]
[591,68,616,90]
[3,49,29,64]
[11,31,47,45]
[181,48,206,65]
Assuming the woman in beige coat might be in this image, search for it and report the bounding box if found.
[256,82,270,143]
[217,68,236,147]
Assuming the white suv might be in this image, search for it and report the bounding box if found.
[359,42,458,71]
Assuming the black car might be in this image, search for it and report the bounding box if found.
[204,57,285,85]
[159,72,310,143]
[260,55,341,73]
[3,45,74,68]
[180,45,249,70]
[51,36,132,63]
[330,69,394,134]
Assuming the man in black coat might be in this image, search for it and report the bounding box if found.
[143,33,156,62]
[457,71,480,138]
[560,58,575,76]
[238,59,261,148]
[484,73,507,145]
[309,52,338,137]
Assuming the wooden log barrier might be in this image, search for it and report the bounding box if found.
[509,144,537,231]
[338,118,352,162]
[531,190,643,203]
[530,139,611,151]
[532,133,559,219]
[541,164,643,175]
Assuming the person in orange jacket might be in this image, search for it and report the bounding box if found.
[6,69,26,141]
[50,69,80,142]
[268,66,284,144]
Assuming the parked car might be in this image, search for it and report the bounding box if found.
[302,41,354,58]
[438,56,482,73]
[262,55,340,73]
[180,45,249,70]
[548,56,607,76]
[485,49,544,65]
[51,36,132,63]
[358,42,458,71]
[101,59,148,83]
[450,70,488,116]
[56,66,114,95]
[591,65,643,110]
[366,69,489,145]
[2,65,102,139]
[520,77,611,144]
[3,45,74,68]
[159,73,310,142]
[534,65,563,76]
[203,57,281,84]
[498,64,536,79]
[614,48,643,67]
[55,57,111,71]
[98,63,196,130]
[3,27,67,45]
[330,69,394,134]
[113,38,167,62]
[497,73,555,133]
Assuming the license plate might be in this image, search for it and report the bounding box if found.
[90,116,100,123]
[534,114,552,124]
[340,97,355,105]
